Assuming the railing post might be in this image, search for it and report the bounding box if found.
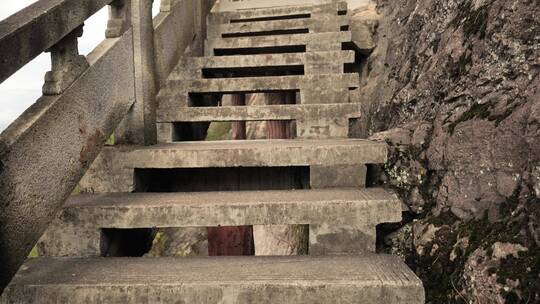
[159,0,173,12]
[115,0,157,145]
[42,26,89,95]
[106,0,132,38]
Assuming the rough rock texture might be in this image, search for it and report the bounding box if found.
[357,0,539,302]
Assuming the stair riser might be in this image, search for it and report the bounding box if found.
[309,224,376,255]
[2,284,424,304]
[157,75,359,118]
[80,162,374,193]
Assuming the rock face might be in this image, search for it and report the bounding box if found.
[358,0,539,302]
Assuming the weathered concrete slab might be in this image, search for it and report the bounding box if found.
[208,15,348,38]
[0,31,135,291]
[0,0,113,83]
[310,164,367,188]
[157,103,361,139]
[171,51,355,73]
[1,255,425,304]
[79,139,387,192]
[158,74,358,112]
[206,31,351,52]
[209,1,347,21]
[166,74,359,93]
[157,103,360,122]
[37,188,401,256]
[107,139,386,168]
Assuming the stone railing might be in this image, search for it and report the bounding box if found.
[0,0,215,291]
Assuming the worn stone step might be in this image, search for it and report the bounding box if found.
[95,138,386,170]
[158,73,359,112]
[2,255,424,304]
[37,188,401,256]
[157,103,361,139]
[171,51,355,77]
[157,103,361,122]
[80,139,387,193]
[50,188,400,229]
[60,188,401,227]
[209,1,348,24]
[164,74,359,93]
[206,31,351,54]
[208,15,349,38]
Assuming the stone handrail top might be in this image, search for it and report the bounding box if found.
[0,0,114,83]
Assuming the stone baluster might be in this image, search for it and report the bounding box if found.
[106,0,132,38]
[42,26,89,95]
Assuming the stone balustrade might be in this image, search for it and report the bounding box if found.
[0,0,215,292]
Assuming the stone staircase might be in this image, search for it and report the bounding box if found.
[1,1,425,303]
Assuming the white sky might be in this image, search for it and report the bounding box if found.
[0,1,161,132]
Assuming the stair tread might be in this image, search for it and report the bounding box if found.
[157,103,361,122]
[3,255,424,303]
[207,31,351,49]
[137,138,382,150]
[173,51,355,71]
[59,188,401,228]
[103,139,387,168]
[210,15,348,37]
[164,74,359,92]
[8,255,419,285]
[210,1,348,21]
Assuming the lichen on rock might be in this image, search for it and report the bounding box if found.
[360,0,540,302]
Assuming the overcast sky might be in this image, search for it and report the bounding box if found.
[0,1,160,132]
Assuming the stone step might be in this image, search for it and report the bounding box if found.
[208,15,349,38]
[157,104,361,139]
[163,74,359,94]
[209,1,348,24]
[80,139,387,193]
[37,189,401,256]
[97,139,386,170]
[158,103,361,122]
[206,32,351,56]
[158,73,358,113]
[61,188,401,227]
[2,255,424,304]
[170,51,355,77]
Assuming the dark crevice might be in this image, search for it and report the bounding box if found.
[100,228,156,257]
[222,28,309,38]
[214,45,306,56]
[202,65,304,78]
[230,13,311,23]
[134,167,310,192]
